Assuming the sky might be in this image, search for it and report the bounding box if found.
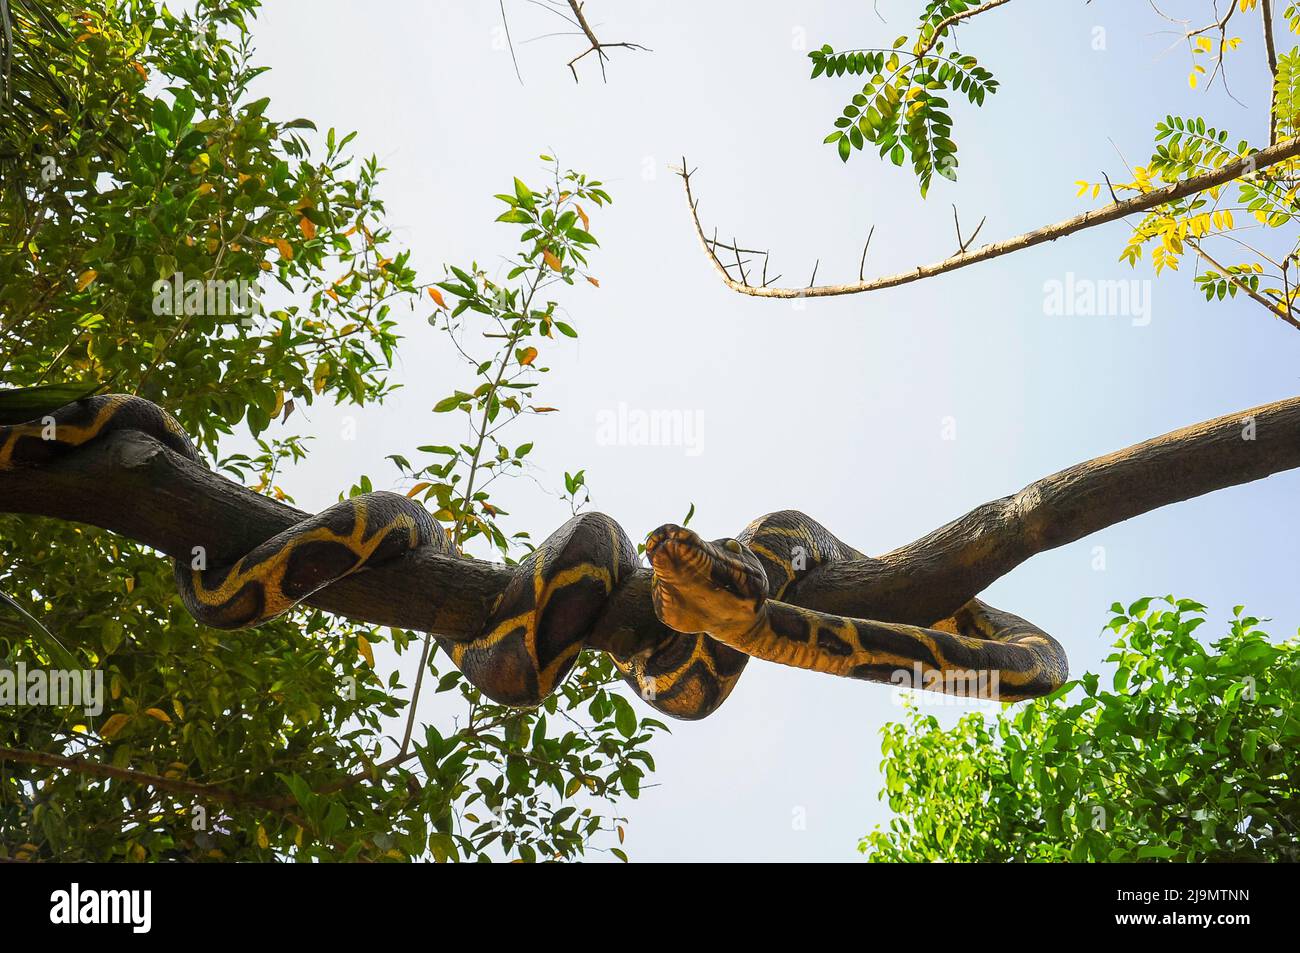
[226,1,1300,861]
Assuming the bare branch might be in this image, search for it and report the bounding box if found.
[564,0,648,82]
[1264,0,1280,146]
[679,137,1300,301]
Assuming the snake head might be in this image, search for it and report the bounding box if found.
[646,524,768,637]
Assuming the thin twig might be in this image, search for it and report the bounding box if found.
[859,226,875,280]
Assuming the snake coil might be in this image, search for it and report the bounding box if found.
[1,395,1068,720]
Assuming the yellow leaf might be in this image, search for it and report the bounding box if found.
[405,481,432,498]
[173,698,186,721]
[357,634,375,667]
[518,346,538,366]
[257,825,269,849]
[543,249,563,271]
[299,217,316,240]
[275,238,294,260]
[1196,36,1213,52]
[313,361,330,394]
[75,269,98,292]
[100,713,131,738]
[131,61,148,80]
[295,825,304,847]
[577,205,590,231]
[124,576,135,594]
[427,287,447,308]
[144,707,172,724]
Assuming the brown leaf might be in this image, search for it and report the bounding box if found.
[427,287,447,308]
[298,216,316,240]
[100,713,130,738]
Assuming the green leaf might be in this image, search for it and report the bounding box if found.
[513,177,535,210]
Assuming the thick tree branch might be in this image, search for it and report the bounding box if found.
[680,136,1300,301]
[2,396,1298,658]
[785,395,1300,623]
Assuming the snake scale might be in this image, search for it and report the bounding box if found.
[0,395,1068,720]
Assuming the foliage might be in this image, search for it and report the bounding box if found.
[809,0,1000,193]
[0,0,660,863]
[400,160,609,555]
[1063,3,1300,326]
[806,2,1300,329]
[862,598,1300,862]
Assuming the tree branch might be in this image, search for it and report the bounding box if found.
[919,0,1012,56]
[2,396,1298,658]
[1263,0,1280,146]
[0,744,299,819]
[563,0,648,82]
[679,136,1300,300]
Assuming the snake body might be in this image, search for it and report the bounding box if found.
[1,395,1068,719]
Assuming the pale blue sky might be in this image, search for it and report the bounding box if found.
[231,1,1300,860]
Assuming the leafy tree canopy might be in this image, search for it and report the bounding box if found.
[863,598,1300,862]
[1,0,656,863]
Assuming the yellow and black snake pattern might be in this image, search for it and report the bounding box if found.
[1,395,1068,719]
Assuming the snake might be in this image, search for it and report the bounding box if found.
[0,394,1069,720]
